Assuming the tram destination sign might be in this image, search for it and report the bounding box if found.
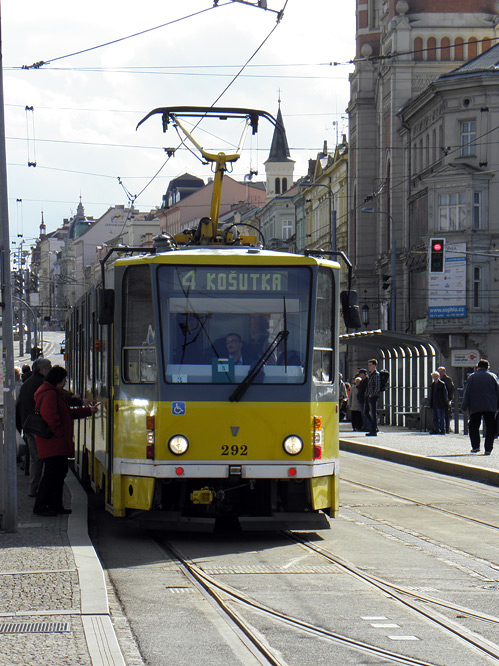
[174,267,293,293]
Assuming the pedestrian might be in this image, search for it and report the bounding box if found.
[32,365,98,517]
[16,357,52,496]
[14,367,22,398]
[438,366,455,433]
[429,371,448,435]
[365,359,381,436]
[347,376,363,431]
[356,368,370,430]
[461,359,499,455]
[21,363,32,383]
[339,374,348,421]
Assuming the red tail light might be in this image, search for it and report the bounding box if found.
[313,445,322,460]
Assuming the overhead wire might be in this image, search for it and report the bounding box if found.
[16,66,348,81]
[20,4,228,69]
[127,0,289,203]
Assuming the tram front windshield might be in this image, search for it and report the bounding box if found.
[158,265,311,384]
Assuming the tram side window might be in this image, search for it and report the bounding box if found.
[123,265,157,383]
[313,268,334,383]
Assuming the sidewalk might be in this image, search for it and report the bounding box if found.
[0,465,125,666]
[339,422,499,486]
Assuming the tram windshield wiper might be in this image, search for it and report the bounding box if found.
[229,329,289,403]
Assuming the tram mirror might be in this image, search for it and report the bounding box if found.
[340,290,362,330]
[98,289,115,325]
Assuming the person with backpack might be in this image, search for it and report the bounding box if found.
[365,358,381,436]
[461,359,499,455]
[356,368,370,430]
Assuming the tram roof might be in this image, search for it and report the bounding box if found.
[113,247,342,269]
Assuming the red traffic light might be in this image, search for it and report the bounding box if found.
[429,238,445,272]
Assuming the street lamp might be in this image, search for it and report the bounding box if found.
[362,304,370,327]
[300,180,336,251]
[361,207,396,331]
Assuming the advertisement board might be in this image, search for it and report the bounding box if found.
[428,242,466,319]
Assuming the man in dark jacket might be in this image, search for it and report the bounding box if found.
[429,371,448,435]
[365,359,381,436]
[461,359,499,455]
[438,366,455,433]
[356,368,369,430]
[16,358,52,496]
[21,364,32,383]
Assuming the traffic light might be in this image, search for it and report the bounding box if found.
[381,274,391,290]
[28,272,39,292]
[13,272,23,295]
[429,238,445,272]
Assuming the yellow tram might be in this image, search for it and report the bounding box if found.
[67,107,360,529]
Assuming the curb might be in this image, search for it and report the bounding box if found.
[66,471,126,666]
[340,438,499,487]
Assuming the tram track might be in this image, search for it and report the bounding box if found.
[284,530,499,661]
[154,533,454,666]
[331,475,499,645]
[341,476,499,531]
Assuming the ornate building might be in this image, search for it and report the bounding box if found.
[348,0,499,374]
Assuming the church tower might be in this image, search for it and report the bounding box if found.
[39,211,46,239]
[264,102,295,201]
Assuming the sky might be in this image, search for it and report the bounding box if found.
[2,0,355,251]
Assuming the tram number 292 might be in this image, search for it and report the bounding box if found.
[221,444,248,456]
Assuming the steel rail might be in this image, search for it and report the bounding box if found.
[341,476,499,531]
[154,535,287,666]
[285,531,499,662]
[155,534,442,666]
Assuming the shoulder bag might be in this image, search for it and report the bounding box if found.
[23,393,54,439]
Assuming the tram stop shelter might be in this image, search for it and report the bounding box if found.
[340,329,439,429]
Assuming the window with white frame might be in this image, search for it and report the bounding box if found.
[460,120,476,157]
[282,219,293,240]
[473,265,481,309]
[472,191,481,230]
[438,192,466,230]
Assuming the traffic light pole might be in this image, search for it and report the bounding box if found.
[0,5,18,532]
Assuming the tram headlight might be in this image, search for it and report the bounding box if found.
[168,435,189,456]
[283,435,303,456]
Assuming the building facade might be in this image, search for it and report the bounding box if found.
[348,0,499,373]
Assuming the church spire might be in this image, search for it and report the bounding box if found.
[264,100,295,200]
[40,210,46,238]
[266,102,292,164]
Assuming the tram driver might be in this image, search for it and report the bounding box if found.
[225,333,256,366]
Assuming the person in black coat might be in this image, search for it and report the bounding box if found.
[16,358,52,496]
[21,364,32,383]
[356,368,369,430]
[461,359,499,454]
[429,371,448,435]
[438,366,455,433]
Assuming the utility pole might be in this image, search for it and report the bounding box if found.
[0,2,18,532]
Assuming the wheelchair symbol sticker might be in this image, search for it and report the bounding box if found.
[172,401,186,415]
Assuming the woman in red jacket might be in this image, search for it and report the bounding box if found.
[33,365,98,517]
